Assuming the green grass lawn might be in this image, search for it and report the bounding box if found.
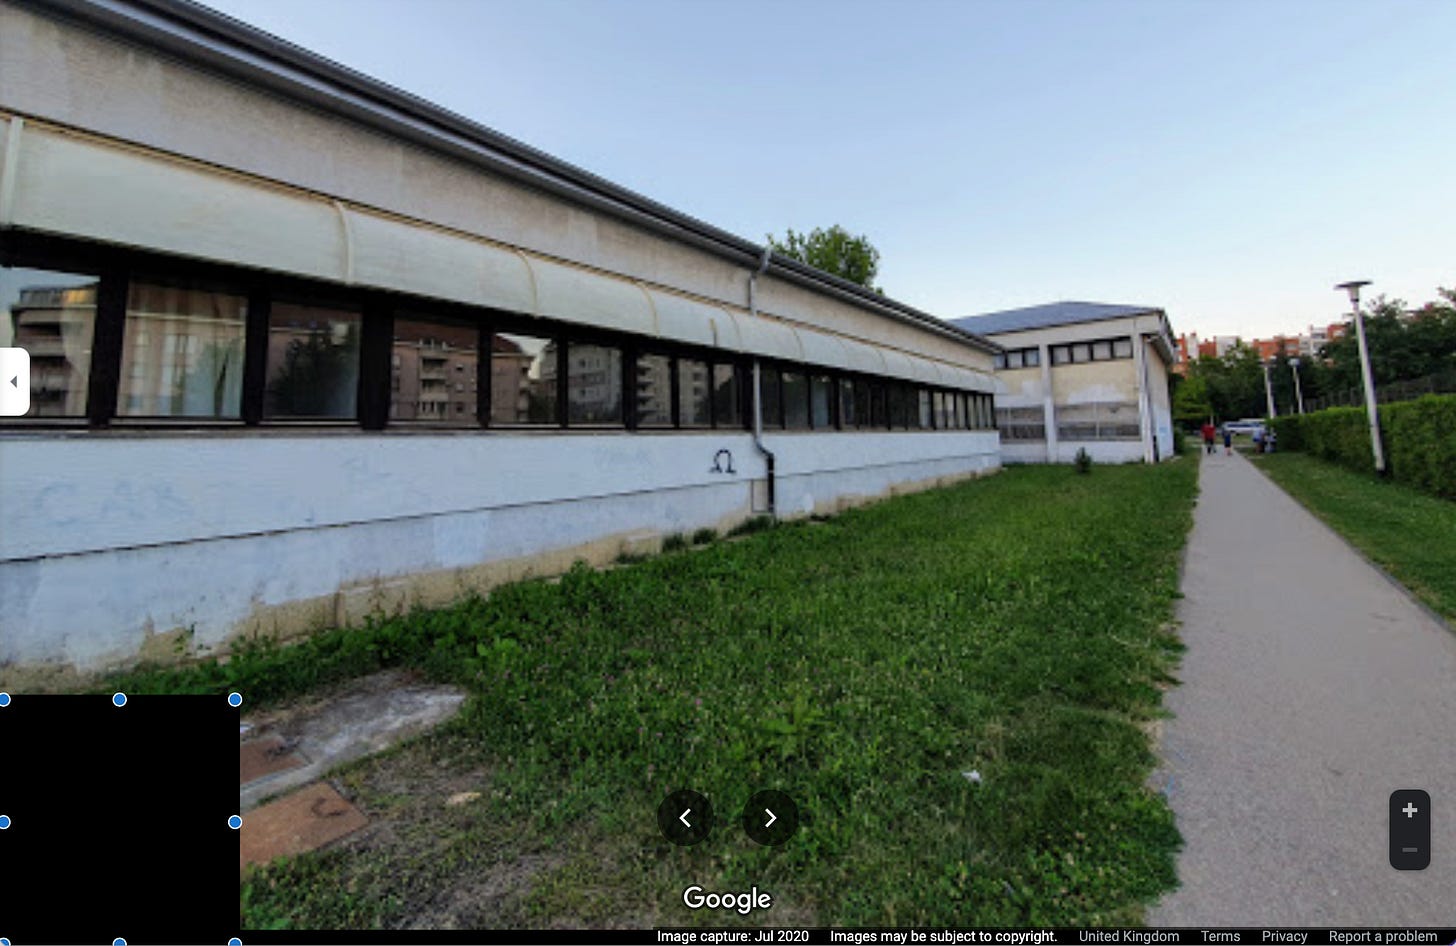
[158,461,1199,928]
[1251,451,1456,622]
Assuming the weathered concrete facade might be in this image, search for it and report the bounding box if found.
[0,0,1000,683]
[955,304,1177,465]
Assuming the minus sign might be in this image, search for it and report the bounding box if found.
[1401,847,1419,852]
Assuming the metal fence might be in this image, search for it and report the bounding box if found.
[1303,369,1456,413]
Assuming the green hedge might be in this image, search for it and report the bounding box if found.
[1269,394,1456,499]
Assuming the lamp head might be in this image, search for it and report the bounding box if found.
[1335,280,1371,307]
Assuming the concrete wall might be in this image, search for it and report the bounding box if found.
[0,430,999,683]
[982,313,1177,464]
[1144,338,1175,459]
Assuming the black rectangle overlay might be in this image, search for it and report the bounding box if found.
[0,693,235,944]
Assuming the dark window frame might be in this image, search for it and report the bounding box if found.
[2,232,993,438]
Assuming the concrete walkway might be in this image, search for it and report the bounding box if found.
[1149,448,1456,925]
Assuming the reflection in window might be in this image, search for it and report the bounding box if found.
[839,379,858,428]
[810,374,833,429]
[935,391,950,429]
[1051,345,1071,365]
[265,303,360,419]
[491,333,556,425]
[567,343,622,425]
[391,316,478,425]
[1070,342,1091,363]
[918,389,932,429]
[119,283,246,418]
[759,366,782,428]
[1092,340,1113,361]
[888,384,911,429]
[713,363,741,429]
[636,352,673,427]
[1113,337,1134,359]
[868,382,887,428]
[2,266,98,417]
[1024,348,1041,368]
[782,370,809,429]
[679,359,710,427]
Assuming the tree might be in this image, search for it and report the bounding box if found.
[1316,291,1456,393]
[767,225,882,291]
[1184,343,1266,422]
[1172,373,1212,427]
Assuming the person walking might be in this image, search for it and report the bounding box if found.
[1222,425,1233,456]
[1201,421,1216,455]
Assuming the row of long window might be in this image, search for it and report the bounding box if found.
[1,252,995,433]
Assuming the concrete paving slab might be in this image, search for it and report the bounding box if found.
[239,781,369,872]
[239,668,467,811]
[1149,450,1456,924]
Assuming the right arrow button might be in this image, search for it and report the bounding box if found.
[744,790,798,846]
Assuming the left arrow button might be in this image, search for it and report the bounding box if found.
[657,789,712,846]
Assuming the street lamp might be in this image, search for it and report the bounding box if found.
[1289,357,1305,414]
[1261,359,1277,418]
[1334,280,1385,473]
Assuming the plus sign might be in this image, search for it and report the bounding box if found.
[1403,802,1419,818]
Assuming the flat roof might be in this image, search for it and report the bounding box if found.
[952,301,1165,336]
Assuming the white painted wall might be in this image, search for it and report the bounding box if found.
[0,430,999,674]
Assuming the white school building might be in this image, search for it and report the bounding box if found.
[0,0,1001,682]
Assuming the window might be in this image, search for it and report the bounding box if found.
[1056,401,1141,441]
[2,266,99,417]
[855,380,872,428]
[636,353,673,427]
[998,406,1045,441]
[265,302,360,419]
[760,366,782,428]
[890,383,915,429]
[1070,342,1092,364]
[868,382,888,428]
[918,389,933,429]
[391,315,478,425]
[885,384,903,429]
[679,359,710,427]
[118,282,246,419]
[566,342,623,425]
[713,363,741,429]
[783,370,809,429]
[1113,337,1134,359]
[995,347,1039,370]
[839,378,858,428]
[1051,345,1071,365]
[490,332,556,425]
[953,393,965,430]
[810,374,833,429]
[932,391,948,429]
[1091,340,1113,361]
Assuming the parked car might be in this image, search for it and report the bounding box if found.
[1223,418,1267,436]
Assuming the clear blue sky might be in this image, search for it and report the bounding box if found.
[199,0,1455,340]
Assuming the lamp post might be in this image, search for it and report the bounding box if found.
[1289,357,1305,414]
[1261,359,1277,418]
[1334,280,1385,473]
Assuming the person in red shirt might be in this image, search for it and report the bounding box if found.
[1200,421,1216,455]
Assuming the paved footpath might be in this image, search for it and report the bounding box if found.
[1149,449,1456,925]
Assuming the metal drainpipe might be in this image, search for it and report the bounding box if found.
[748,247,776,517]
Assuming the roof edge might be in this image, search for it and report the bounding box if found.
[19,0,998,353]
